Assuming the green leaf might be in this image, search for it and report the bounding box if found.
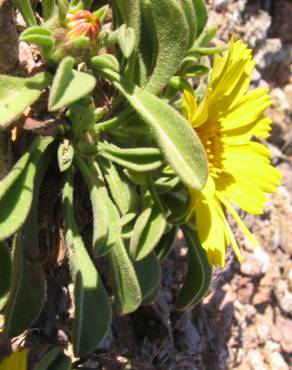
[42,0,58,21]
[130,189,167,261]
[91,54,120,73]
[99,158,132,215]
[154,175,180,194]
[108,25,136,58]
[48,56,96,112]
[142,284,160,305]
[93,5,109,24]
[156,226,177,262]
[180,64,209,78]
[0,241,12,310]
[114,78,208,191]
[57,0,69,23]
[4,145,53,338]
[180,0,198,47]
[34,348,72,370]
[0,73,51,128]
[63,170,112,357]
[0,136,53,241]
[112,0,141,38]
[76,157,119,256]
[134,252,160,302]
[14,0,37,26]
[192,0,208,36]
[162,190,191,225]
[176,224,212,310]
[4,225,45,338]
[141,0,189,94]
[98,142,163,172]
[108,238,142,314]
[57,142,74,173]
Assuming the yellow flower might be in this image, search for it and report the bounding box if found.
[183,38,281,267]
[0,349,28,370]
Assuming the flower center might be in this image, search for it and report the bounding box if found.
[196,121,225,178]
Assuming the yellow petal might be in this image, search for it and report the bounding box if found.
[0,349,28,370]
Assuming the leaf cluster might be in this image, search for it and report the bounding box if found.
[0,0,218,365]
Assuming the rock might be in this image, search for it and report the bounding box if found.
[271,88,291,112]
[242,11,271,48]
[253,284,272,305]
[214,0,229,12]
[275,316,292,353]
[263,341,289,370]
[235,278,255,304]
[240,246,270,278]
[0,0,18,72]
[274,280,292,315]
[247,349,268,370]
[255,39,292,86]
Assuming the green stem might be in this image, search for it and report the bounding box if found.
[94,108,132,133]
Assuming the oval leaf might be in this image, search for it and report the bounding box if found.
[176,224,212,310]
[0,73,51,128]
[141,0,189,94]
[48,56,96,111]
[114,78,208,190]
[108,238,142,315]
[0,136,53,241]
[134,252,161,302]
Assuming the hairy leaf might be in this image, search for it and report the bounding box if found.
[114,78,208,190]
[176,224,212,310]
[141,0,189,94]
[4,145,53,338]
[48,57,96,111]
[13,0,37,26]
[0,136,53,241]
[130,189,166,261]
[192,0,208,36]
[76,157,119,256]
[98,142,163,172]
[108,238,142,314]
[63,170,112,357]
[156,226,177,262]
[0,73,51,128]
[134,252,161,302]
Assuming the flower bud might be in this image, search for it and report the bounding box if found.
[66,10,100,42]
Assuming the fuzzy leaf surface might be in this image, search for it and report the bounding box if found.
[0,136,53,241]
[176,224,212,310]
[48,57,96,111]
[0,73,51,128]
[63,171,112,357]
[108,238,142,314]
[141,0,189,94]
[114,79,208,190]
[134,252,161,302]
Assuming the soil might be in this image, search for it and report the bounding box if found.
[0,1,291,369]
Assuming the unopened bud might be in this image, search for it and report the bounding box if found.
[66,10,100,41]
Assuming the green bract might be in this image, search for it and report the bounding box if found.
[0,0,214,365]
